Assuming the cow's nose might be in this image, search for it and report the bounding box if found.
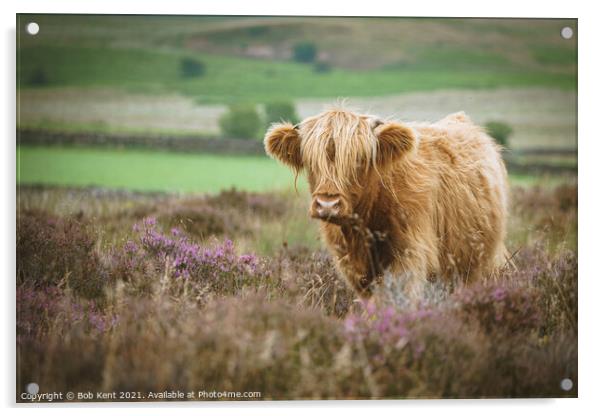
[313,196,341,218]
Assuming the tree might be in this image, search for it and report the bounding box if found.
[179,57,206,78]
[293,42,317,63]
[265,101,299,127]
[485,121,513,147]
[219,104,262,139]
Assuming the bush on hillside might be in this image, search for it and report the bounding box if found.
[485,121,513,147]
[27,67,49,86]
[293,42,317,63]
[219,104,262,139]
[265,101,299,126]
[179,57,206,78]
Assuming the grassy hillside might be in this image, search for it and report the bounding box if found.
[17,15,576,104]
[18,15,577,71]
[18,45,575,105]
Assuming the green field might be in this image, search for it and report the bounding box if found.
[17,145,572,193]
[17,146,298,193]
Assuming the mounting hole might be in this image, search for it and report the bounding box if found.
[26,22,39,36]
[26,382,39,395]
[561,26,573,40]
[560,378,573,391]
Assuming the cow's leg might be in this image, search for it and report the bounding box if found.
[333,223,392,298]
[389,237,437,305]
[334,250,375,298]
[337,249,428,303]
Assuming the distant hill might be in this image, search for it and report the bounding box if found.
[16,15,576,104]
[19,15,576,72]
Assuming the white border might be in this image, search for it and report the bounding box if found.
[2,1,600,415]
[6,0,582,18]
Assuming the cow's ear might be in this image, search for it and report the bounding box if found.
[264,122,303,171]
[374,122,416,167]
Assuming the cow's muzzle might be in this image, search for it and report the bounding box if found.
[310,194,348,223]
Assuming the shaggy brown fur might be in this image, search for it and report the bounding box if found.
[265,107,509,299]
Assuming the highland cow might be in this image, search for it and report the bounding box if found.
[264,107,509,299]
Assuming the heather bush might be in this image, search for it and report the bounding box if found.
[275,247,355,317]
[206,187,288,218]
[512,184,577,219]
[403,316,575,398]
[18,312,108,395]
[16,284,63,344]
[510,184,577,248]
[345,301,434,347]
[16,183,578,400]
[343,294,576,398]
[361,316,491,398]
[112,217,264,298]
[102,295,348,398]
[528,248,577,334]
[16,283,117,394]
[153,189,289,241]
[20,284,577,399]
[453,282,541,334]
[158,204,236,239]
[17,209,106,300]
[17,284,116,345]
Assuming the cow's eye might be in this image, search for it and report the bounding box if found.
[326,140,335,162]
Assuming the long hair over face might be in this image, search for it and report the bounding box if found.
[299,107,379,192]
